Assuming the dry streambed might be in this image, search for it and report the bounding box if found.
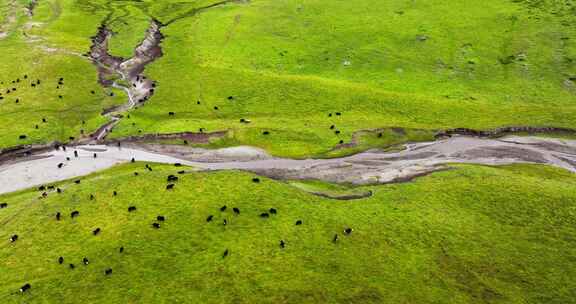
[1,135,575,195]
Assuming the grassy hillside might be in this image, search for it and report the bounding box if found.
[0,0,126,148]
[0,0,575,157]
[109,0,576,156]
[0,163,575,303]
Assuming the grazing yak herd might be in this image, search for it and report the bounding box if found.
[3,72,353,147]
[2,72,356,296]
[0,74,110,141]
[1,158,355,296]
[0,75,96,140]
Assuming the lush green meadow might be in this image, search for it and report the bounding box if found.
[0,0,126,148]
[109,0,576,156]
[0,0,575,156]
[1,1,576,303]
[0,163,575,303]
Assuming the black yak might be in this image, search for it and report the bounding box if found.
[206,215,214,222]
[93,228,101,235]
[152,223,161,229]
[269,208,277,215]
[128,206,137,212]
[10,235,18,242]
[19,283,31,293]
[220,205,227,212]
[233,207,240,215]
[157,216,165,222]
[58,257,64,264]
[295,220,303,225]
[71,211,79,218]
[105,268,113,275]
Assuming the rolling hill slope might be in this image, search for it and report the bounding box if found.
[0,163,575,303]
[0,0,574,157]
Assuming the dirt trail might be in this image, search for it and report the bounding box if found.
[1,135,576,195]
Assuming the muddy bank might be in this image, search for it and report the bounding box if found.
[308,190,374,201]
[0,130,227,165]
[0,142,61,164]
[104,130,228,145]
[435,126,576,139]
[1,135,576,195]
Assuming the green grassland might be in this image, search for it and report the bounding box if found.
[2,2,576,303]
[0,0,127,148]
[0,163,575,303]
[109,0,576,157]
[0,0,575,157]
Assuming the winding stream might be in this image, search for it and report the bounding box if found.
[1,135,575,195]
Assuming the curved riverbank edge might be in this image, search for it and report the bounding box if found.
[1,134,575,196]
[2,126,575,165]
